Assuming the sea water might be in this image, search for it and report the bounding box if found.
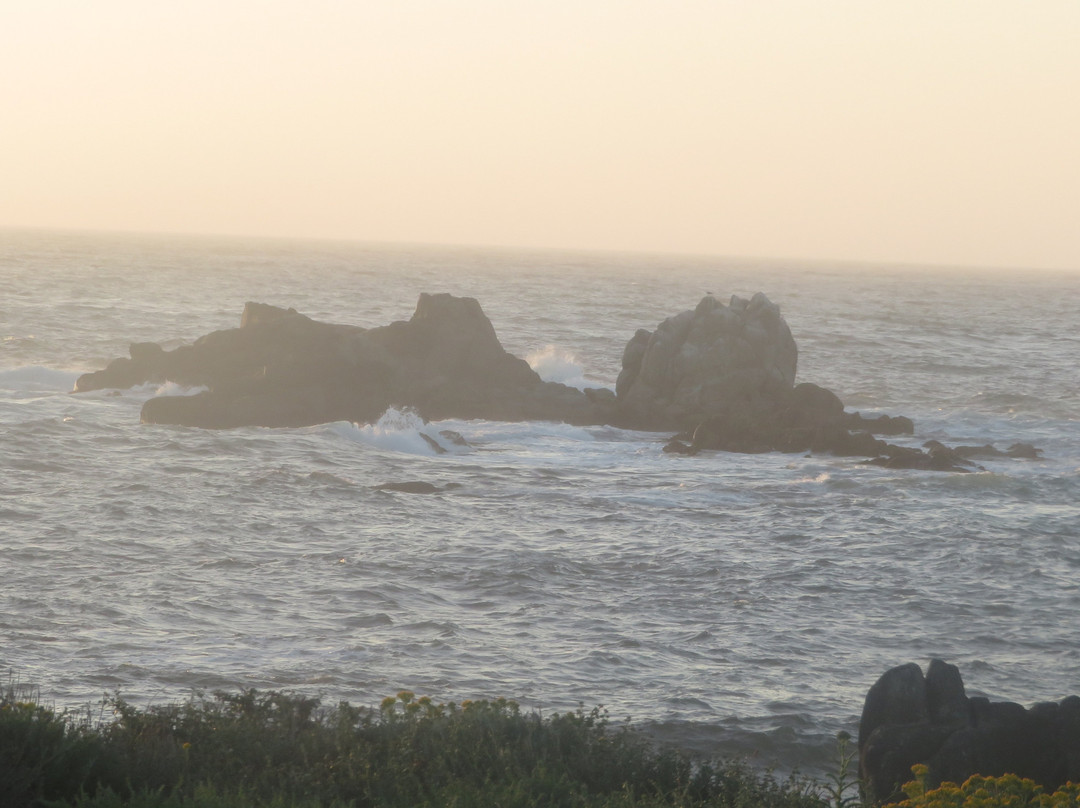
[2,228,1078,777]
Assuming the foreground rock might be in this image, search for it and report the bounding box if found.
[76,295,614,429]
[859,660,1080,803]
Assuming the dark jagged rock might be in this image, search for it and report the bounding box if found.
[622,296,1040,468]
[844,412,915,436]
[420,434,447,454]
[75,293,1040,470]
[614,295,935,461]
[1004,442,1042,459]
[952,442,1043,460]
[76,295,616,429]
[662,439,695,455]
[862,441,982,473]
[859,660,1080,803]
[439,429,469,447]
[617,292,797,431]
[859,440,1042,472]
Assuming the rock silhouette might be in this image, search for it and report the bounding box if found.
[75,293,1038,470]
[617,292,797,430]
[859,660,1080,803]
[76,294,610,429]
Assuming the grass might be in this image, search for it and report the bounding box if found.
[1,680,828,808]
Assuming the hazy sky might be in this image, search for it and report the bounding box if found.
[4,1,1079,269]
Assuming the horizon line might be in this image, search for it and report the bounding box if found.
[2,223,1076,277]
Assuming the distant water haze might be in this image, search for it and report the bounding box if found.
[2,1,1079,271]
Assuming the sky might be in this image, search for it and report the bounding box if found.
[3,1,1079,270]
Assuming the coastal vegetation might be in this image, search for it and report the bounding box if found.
[2,682,822,807]
[889,766,1080,808]
[6,679,1077,808]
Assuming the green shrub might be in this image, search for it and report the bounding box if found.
[46,785,340,808]
[3,684,827,808]
[0,680,116,805]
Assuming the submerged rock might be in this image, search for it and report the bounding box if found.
[859,660,1080,803]
[952,442,1043,460]
[374,481,462,494]
[861,441,980,473]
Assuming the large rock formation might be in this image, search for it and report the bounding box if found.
[615,294,930,459]
[75,295,613,429]
[617,293,797,430]
[74,292,1038,469]
[859,660,1080,803]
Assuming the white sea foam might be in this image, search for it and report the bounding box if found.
[526,345,612,391]
[154,382,210,397]
[793,472,831,484]
[330,407,471,456]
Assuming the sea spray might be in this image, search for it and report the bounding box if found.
[526,344,612,391]
[332,407,471,456]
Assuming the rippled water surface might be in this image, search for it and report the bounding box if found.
[2,230,1079,776]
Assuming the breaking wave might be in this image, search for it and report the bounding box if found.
[329,407,471,456]
[526,345,612,391]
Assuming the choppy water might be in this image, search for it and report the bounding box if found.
[2,229,1079,777]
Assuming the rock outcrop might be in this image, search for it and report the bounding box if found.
[619,295,1041,469]
[616,293,927,458]
[617,293,797,430]
[74,292,1040,471]
[75,295,614,429]
[859,660,1080,803]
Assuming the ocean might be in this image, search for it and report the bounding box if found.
[2,228,1078,778]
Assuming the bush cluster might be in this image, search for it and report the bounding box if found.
[886,765,1080,808]
[1,684,824,808]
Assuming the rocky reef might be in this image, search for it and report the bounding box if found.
[75,292,1037,470]
[76,295,613,429]
[615,293,1008,469]
[859,660,1080,803]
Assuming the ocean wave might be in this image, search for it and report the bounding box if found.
[526,344,613,391]
[329,408,473,456]
[153,381,209,397]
